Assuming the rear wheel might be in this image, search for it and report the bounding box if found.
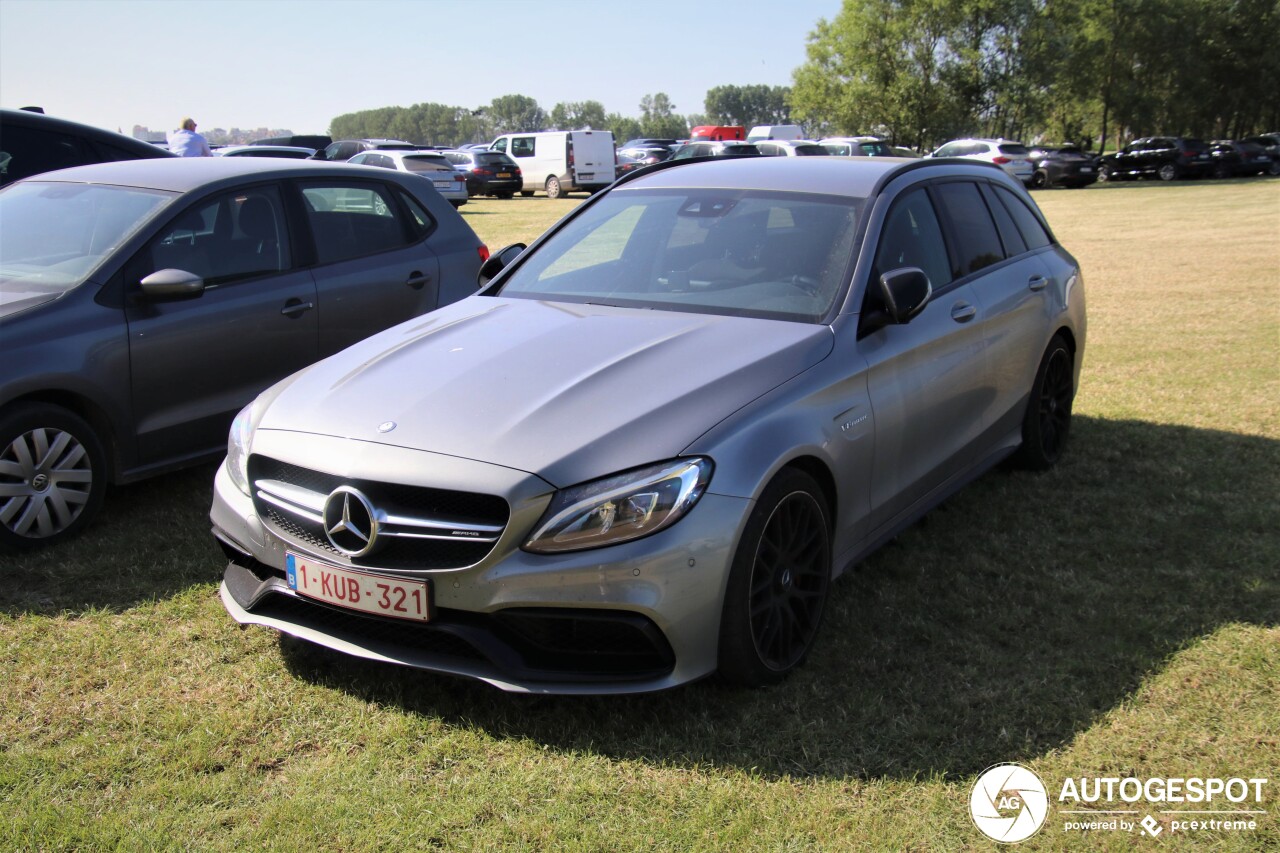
[1031,170,1049,189]
[0,403,107,549]
[1213,163,1231,180]
[1158,162,1180,182]
[1013,335,1074,470]
[719,468,831,686]
[545,176,564,199]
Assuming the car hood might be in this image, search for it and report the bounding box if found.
[0,287,61,320]
[258,296,833,487]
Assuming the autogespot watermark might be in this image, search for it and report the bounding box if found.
[969,767,1269,843]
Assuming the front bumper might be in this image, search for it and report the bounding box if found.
[211,435,751,694]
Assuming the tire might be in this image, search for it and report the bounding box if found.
[1031,170,1049,189]
[1097,164,1114,183]
[718,468,831,686]
[1013,335,1074,471]
[545,176,564,199]
[1213,163,1231,180]
[0,403,107,549]
[1157,162,1180,182]
[1269,160,1280,176]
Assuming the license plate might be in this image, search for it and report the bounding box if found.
[286,552,431,621]
[578,173,594,180]
[433,181,452,189]
[496,172,511,178]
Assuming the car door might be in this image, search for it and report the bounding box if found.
[124,183,319,466]
[857,185,990,532]
[952,181,1060,442]
[295,178,442,355]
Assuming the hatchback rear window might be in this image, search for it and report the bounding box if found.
[998,144,1030,155]
[401,155,451,173]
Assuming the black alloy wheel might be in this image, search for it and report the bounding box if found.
[719,468,831,686]
[1031,170,1049,189]
[1014,335,1074,470]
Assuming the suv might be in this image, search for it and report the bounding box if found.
[1207,140,1273,178]
[314,138,418,162]
[930,138,1035,184]
[1097,137,1213,182]
[0,108,173,186]
[1241,134,1280,175]
[1027,145,1099,189]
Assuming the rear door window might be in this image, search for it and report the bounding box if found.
[299,181,414,264]
[992,185,1052,250]
[933,182,1005,278]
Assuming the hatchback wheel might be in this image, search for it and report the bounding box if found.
[719,469,831,686]
[0,404,107,549]
[1014,335,1074,470]
[545,176,564,199]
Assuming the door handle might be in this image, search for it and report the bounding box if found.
[950,302,977,323]
[1028,275,1049,291]
[280,299,314,318]
[406,272,433,289]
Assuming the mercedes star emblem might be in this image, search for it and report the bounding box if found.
[322,486,380,557]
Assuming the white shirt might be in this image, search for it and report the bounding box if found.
[167,128,212,157]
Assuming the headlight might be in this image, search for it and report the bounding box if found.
[523,458,713,554]
[226,399,260,496]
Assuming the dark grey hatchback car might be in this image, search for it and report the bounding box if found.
[0,157,488,547]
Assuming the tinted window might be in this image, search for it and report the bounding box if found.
[0,125,94,184]
[997,143,1030,156]
[510,137,536,157]
[992,186,1052,250]
[873,187,951,290]
[146,185,291,286]
[933,182,1004,277]
[300,182,411,264]
[980,184,1027,257]
[794,145,828,156]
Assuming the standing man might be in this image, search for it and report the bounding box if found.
[168,117,212,157]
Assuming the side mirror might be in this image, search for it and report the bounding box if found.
[140,268,205,299]
[477,243,526,287]
[879,267,931,324]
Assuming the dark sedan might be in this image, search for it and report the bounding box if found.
[441,149,524,198]
[1028,145,1099,189]
[0,158,489,547]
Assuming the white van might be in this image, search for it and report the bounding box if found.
[746,125,805,143]
[489,130,616,198]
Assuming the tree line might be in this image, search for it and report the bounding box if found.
[330,0,1277,152]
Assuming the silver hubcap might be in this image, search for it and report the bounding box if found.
[0,427,93,539]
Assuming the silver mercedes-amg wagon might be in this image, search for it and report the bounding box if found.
[213,155,1086,694]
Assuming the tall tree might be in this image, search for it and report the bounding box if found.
[639,93,689,138]
[549,100,608,130]
[704,84,792,128]
[486,94,545,134]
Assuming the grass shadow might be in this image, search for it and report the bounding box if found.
[1,463,223,616]
[280,416,1279,780]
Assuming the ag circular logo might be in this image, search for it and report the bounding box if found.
[970,763,1049,843]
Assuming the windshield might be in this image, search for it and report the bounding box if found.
[0,181,173,297]
[496,187,862,323]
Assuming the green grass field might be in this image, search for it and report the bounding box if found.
[3,178,1277,851]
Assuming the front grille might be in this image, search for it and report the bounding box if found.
[250,456,509,570]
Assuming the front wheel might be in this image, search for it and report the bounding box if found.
[544,176,564,199]
[1097,164,1114,183]
[718,468,831,686]
[0,403,108,549]
[1013,335,1074,470]
[1031,170,1049,189]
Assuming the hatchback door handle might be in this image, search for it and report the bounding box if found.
[951,302,977,323]
[406,272,432,289]
[1028,275,1049,291]
[280,299,314,318]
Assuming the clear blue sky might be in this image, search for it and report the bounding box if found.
[0,0,841,135]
